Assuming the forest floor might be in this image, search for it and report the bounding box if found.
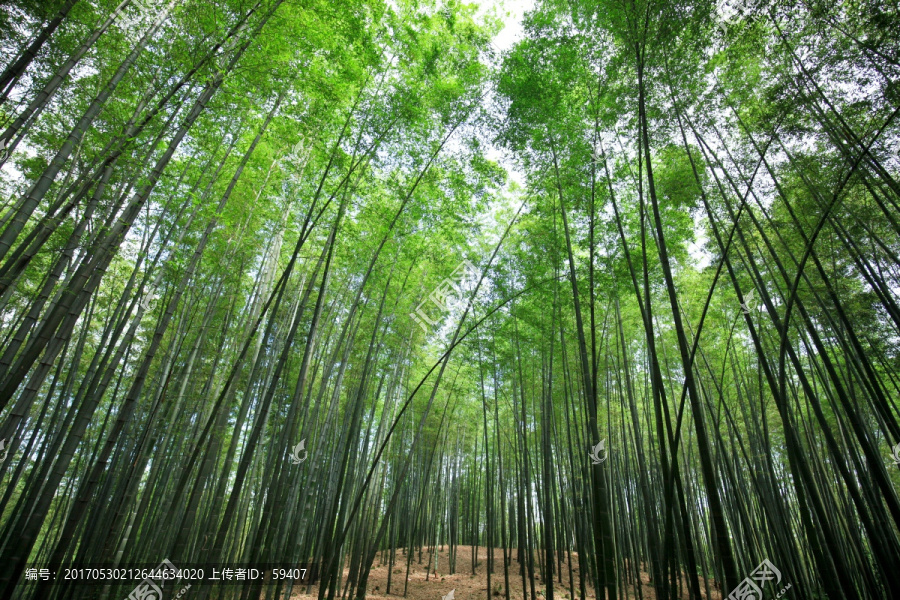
[289,546,722,600]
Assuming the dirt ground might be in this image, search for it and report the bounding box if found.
[289,546,721,600]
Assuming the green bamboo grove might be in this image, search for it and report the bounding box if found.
[0,0,898,599]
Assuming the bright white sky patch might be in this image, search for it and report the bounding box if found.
[474,0,536,52]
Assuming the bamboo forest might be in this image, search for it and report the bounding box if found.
[0,0,898,599]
